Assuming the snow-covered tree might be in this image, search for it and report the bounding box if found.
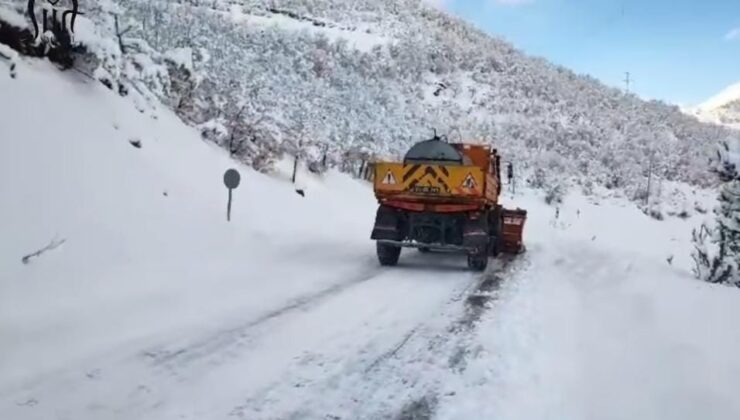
[692,138,740,287]
[2,0,738,202]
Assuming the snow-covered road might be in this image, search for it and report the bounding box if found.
[4,58,740,420]
[1,248,514,420]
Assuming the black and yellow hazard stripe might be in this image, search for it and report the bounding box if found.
[403,164,452,193]
[402,164,422,182]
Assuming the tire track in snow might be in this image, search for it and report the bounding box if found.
[357,256,520,420]
[1,256,504,420]
[2,255,474,420]
[233,256,525,420]
[0,265,390,420]
[365,255,524,419]
[360,257,510,377]
[367,254,516,377]
[380,255,525,420]
[227,263,478,420]
[446,253,518,373]
[141,266,384,376]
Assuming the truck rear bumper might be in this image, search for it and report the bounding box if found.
[376,239,473,253]
[371,205,490,254]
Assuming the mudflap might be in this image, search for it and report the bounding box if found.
[371,205,404,241]
[463,215,490,271]
[462,215,489,252]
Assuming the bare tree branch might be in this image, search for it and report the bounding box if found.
[22,237,67,264]
[113,15,134,55]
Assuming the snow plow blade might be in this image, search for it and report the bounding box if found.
[500,208,527,254]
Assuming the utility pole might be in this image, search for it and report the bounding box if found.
[624,72,631,94]
[646,148,654,208]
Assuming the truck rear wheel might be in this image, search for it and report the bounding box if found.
[377,242,401,266]
[467,249,488,271]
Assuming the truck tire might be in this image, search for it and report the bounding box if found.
[467,249,488,271]
[377,242,401,266]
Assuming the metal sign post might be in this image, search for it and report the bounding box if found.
[507,162,515,196]
[223,169,241,222]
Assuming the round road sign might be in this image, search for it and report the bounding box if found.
[223,169,241,189]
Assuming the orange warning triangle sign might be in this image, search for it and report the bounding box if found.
[382,170,397,185]
[462,173,477,189]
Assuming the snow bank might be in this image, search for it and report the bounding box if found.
[0,57,377,391]
[0,3,27,28]
[437,189,740,420]
[0,41,18,77]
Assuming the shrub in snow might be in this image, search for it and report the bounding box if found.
[544,183,564,205]
[0,41,18,78]
[692,138,740,287]
[648,208,664,221]
[528,168,547,189]
[695,203,708,214]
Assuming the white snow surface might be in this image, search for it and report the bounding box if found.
[437,192,740,420]
[229,6,387,52]
[0,3,26,28]
[692,82,740,129]
[164,48,194,72]
[697,82,740,112]
[2,57,740,420]
[0,41,18,61]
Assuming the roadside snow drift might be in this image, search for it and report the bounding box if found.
[0,58,379,390]
[437,193,740,420]
[2,56,740,420]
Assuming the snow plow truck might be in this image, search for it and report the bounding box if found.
[370,136,527,271]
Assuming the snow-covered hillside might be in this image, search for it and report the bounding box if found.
[693,82,740,129]
[1,0,737,204]
[0,56,378,389]
[3,48,740,420]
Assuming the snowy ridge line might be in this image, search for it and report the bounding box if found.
[141,267,383,371]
